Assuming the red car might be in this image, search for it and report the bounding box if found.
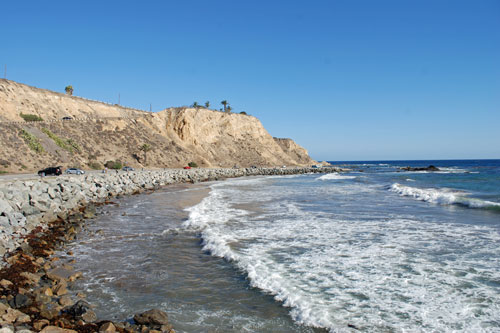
[183,166,191,169]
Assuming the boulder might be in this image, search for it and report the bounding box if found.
[0,199,14,215]
[99,322,116,332]
[8,293,31,309]
[133,309,169,325]
[64,300,96,322]
[40,326,78,333]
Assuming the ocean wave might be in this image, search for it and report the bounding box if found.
[185,182,500,332]
[389,183,500,209]
[316,174,356,181]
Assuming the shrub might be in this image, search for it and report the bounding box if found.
[65,85,73,95]
[188,161,198,168]
[239,111,247,115]
[104,160,122,169]
[41,128,80,153]
[20,113,43,122]
[19,129,44,153]
[0,170,7,174]
[88,161,102,170]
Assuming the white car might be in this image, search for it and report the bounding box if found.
[66,168,85,175]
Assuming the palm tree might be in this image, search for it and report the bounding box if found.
[192,102,199,108]
[221,100,228,111]
[140,144,152,164]
[205,101,210,108]
[65,85,73,96]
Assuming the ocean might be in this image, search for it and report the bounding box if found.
[67,160,500,332]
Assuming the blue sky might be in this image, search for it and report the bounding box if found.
[2,0,499,161]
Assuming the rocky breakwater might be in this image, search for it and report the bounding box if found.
[0,167,341,332]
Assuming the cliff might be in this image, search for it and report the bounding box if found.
[0,79,315,172]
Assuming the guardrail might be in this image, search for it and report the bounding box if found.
[0,115,152,125]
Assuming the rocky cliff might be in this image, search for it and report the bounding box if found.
[0,79,315,172]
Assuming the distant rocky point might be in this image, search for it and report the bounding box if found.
[401,165,440,172]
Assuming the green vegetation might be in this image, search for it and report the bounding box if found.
[105,160,123,169]
[188,161,198,168]
[205,101,210,108]
[41,128,81,153]
[19,129,44,153]
[226,105,232,112]
[0,170,7,174]
[239,111,247,115]
[19,113,43,122]
[65,85,73,95]
[140,143,152,164]
[88,161,102,170]
[192,102,199,108]
[221,100,228,111]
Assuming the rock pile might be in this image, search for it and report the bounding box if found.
[0,207,175,332]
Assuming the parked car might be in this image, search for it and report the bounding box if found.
[311,165,319,169]
[38,166,62,176]
[62,116,73,120]
[183,166,191,169]
[122,166,134,171]
[65,168,85,175]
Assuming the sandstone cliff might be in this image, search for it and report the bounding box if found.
[0,79,315,172]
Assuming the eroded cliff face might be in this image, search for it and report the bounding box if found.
[0,80,315,172]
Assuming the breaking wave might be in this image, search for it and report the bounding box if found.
[389,183,500,209]
[316,173,356,181]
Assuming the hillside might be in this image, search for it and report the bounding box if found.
[0,79,316,172]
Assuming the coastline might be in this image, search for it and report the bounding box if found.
[0,167,342,332]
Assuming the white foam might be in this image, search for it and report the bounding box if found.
[184,177,500,332]
[316,173,356,181]
[389,183,500,209]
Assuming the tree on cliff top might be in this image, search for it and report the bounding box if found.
[205,101,210,108]
[192,101,199,108]
[140,143,152,165]
[221,100,228,111]
[65,85,73,95]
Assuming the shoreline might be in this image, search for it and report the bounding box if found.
[0,167,342,332]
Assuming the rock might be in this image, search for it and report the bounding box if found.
[0,302,9,314]
[81,309,97,323]
[1,308,24,323]
[64,300,95,322]
[15,329,34,333]
[0,280,13,289]
[0,327,14,333]
[401,165,440,172]
[40,287,53,297]
[40,326,78,333]
[20,272,40,285]
[58,295,74,307]
[0,199,14,215]
[46,267,81,283]
[8,293,31,309]
[133,309,169,325]
[39,303,59,320]
[99,322,116,332]
[33,319,50,331]
[53,281,68,296]
[15,313,31,324]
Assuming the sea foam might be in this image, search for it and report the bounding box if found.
[184,176,500,332]
[389,183,500,209]
[316,173,356,181]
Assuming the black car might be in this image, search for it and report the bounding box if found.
[38,166,62,176]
